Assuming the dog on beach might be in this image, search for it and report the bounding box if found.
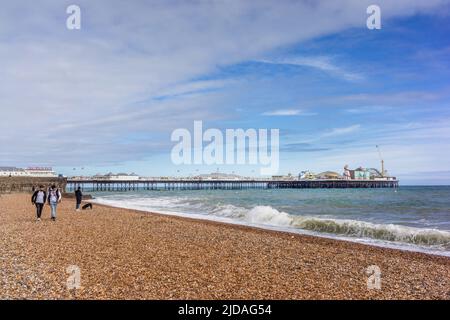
[82,203,93,210]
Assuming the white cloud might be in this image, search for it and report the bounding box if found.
[345,106,393,114]
[259,56,363,81]
[282,119,450,183]
[262,109,316,116]
[322,125,361,137]
[155,80,235,99]
[0,0,448,168]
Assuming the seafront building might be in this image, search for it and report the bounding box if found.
[298,166,395,181]
[25,167,58,177]
[0,167,27,177]
[271,173,296,181]
[0,166,57,177]
[194,172,246,180]
[92,172,141,181]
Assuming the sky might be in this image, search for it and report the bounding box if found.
[0,0,449,184]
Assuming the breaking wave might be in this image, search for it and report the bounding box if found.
[243,206,450,248]
[93,195,450,252]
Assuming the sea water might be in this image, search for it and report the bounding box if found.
[91,186,450,256]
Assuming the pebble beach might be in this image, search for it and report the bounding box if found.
[0,193,449,300]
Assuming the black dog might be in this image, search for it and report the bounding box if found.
[82,203,93,210]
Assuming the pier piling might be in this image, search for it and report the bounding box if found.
[67,179,399,192]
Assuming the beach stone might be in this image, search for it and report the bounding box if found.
[0,193,449,299]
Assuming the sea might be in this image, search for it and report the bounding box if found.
[91,186,450,257]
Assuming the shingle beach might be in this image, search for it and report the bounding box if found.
[1,194,449,299]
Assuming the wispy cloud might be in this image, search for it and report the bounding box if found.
[261,109,316,116]
[337,90,445,104]
[0,0,449,173]
[322,125,361,137]
[154,79,235,100]
[258,56,363,81]
[281,143,330,153]
[345,106,393,114]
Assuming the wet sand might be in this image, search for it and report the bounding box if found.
[0,193,449,299]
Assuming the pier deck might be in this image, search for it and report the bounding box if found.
[67,179,399,192]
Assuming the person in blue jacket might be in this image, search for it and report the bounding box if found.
[47,185,62,221]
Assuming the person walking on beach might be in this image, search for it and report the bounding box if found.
[31,185,46,222]
[75,187,83,211]
[47,185,62,221]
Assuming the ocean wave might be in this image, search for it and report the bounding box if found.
[246,206,293,226]
[96,195,200,210]
[93,196,450,249]
[241,206,450,248]
[211,204,247,218]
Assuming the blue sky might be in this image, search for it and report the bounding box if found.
[1,1,449,184]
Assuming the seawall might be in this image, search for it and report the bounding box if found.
[0,177,67,194]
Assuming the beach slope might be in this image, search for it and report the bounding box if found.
[0,194,449,299]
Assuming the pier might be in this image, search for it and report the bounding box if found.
[67,179,399,192]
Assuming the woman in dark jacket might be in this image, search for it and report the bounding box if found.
[31,185,46,221]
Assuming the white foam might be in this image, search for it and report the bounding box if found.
[290,216,450,247]
[246,206,292,226]
[92,196,450,257]
[211,204,247,218]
